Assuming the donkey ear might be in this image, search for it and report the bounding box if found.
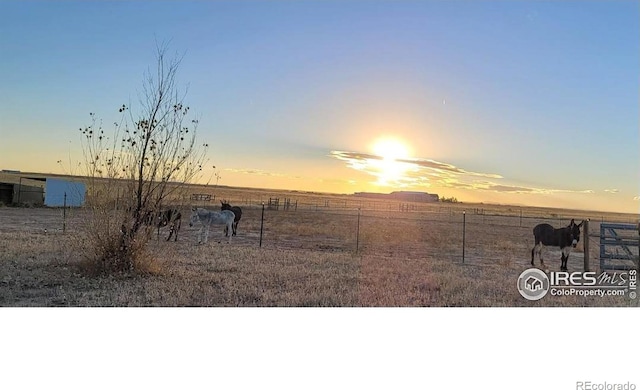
[569,219,575,226]
[577,220,584,227]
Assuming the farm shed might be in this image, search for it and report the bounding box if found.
[0,181,44,206]
[44,178,86,207]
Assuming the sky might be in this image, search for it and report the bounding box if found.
[0,1,638,214]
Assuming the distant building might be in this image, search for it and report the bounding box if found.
[0,175,85,207]
[353,191,439,203]
[44,178,86,207]
[0,182,44,206]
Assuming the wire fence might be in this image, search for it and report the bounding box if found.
[227,204,639,273]
[2,198,637,273]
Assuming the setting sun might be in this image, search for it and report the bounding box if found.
[369,137,414,186]
[371,137,411,161]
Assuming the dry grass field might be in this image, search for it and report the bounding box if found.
[1,187,638,307]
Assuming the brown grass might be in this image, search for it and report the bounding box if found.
[64,206,162,276]
[0,195,638,307]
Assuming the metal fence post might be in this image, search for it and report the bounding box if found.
[583,219,589,272]
[462,210,466,263]
[519,209,523,227]
[63,192,67,233]
[356,208,361,254]
[259,202,265,247]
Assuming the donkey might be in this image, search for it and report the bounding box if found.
[188,207,235,244]
[531,219,584,271]
[142,208,182,241]
[156,208,182,241]
[220,200,242,237]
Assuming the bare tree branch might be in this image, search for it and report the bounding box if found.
[78,44,209,273]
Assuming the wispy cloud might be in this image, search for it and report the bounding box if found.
[604,189,619,194]
[435,180,593,194]
[399,157,503,179]
[329,150,593,195]
[331,151,503,179]
[224,168,302,179]
[633,196,640,201]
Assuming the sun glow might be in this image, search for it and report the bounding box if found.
[372,137,411,161]
[370,137,414,186]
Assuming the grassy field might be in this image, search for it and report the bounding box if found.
[1,188,638,306]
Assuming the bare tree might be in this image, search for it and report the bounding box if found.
[78,45,208,273]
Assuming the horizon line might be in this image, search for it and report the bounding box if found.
[2,169,638,218]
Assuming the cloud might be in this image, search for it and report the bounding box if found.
[604,189,619,194]
[331,151,503,179]
[435,180,592,194]
[634,196,640,201]
[225,168,285,177]
[329,149,593,195]
[399,157,503,179]
[485,184,546,193]
[224,168,301,179]
[331,151,382,162]
[483,184,593,195]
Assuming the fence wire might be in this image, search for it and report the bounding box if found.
[229,206,638,272]
[2,202,637,273]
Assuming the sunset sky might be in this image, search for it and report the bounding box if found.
[1,1,638,213]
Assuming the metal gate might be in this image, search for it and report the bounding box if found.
[599,223,640,271]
